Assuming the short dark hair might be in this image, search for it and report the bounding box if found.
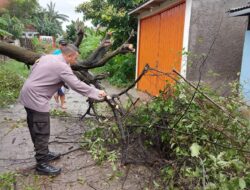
[59,39,67,46]
[61,44,79,55]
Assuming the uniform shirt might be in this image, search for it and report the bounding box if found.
[19,54,101,112]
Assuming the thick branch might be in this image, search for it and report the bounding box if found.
[74,29,84,48]
[93,43,135,68]
[79,32,113,66]
[73,70,103,89]
[0,41,41,65]
[75,31,135,69]
[72,43,135,70]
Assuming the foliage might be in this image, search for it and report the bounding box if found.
[79,28,102,60]
[81,120,120,164]
[0,60,28,107]
[76,0,140,86]
[95,54,136,87]
[124,81,250,189]
[65,21,78,43]
[32,37,54,54]
[65,19,85,43]
[0,0,67,37]
[1,13,24,38]
[0,60,29,78]
[0,0,39,24]
[78,28,136,86]
[82,80,250,189]
[0,16,12,37]
[81,123,123,179]
[0,172,18,190]
[76,0,145,48]
[0,0,38,38]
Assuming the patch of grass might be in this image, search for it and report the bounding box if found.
[0,59,29,78]
[50,109,71,117]
[0,172,18,190]
[0,59,28,107]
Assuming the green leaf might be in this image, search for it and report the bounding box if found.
[190,143,201,157]
[153,180,160,188]
[239,178,246,189]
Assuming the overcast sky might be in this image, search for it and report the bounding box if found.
[38,0,92,30]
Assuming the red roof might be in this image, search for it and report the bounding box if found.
[24,24,38,32]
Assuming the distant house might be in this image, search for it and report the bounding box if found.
[19,25,39,50]
[39,35,56,48]
[228,4,250,103]
[22,24,39,39]
[129,0,248,96]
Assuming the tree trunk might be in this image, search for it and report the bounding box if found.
[0,41,41,65]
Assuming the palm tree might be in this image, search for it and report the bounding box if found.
[46,1,69,22]
[32,2,69,36]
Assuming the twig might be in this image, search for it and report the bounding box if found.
[76,163,96,170]
[87,181,99,190]
[199,157,206,190]
[121,165,131,189]
[155,125,250,154]
[49,140,83,144]
[173,69,248,128]
[61,147,82,156]
[116,64,150,97]
[80,100,92,120]
[15,147,83,174]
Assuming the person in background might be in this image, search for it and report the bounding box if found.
[53,39,67,55]
[53,39,68,109]
[19,44,107,176]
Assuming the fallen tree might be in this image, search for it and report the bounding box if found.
[2,27,250,189]
[0,29,135,89]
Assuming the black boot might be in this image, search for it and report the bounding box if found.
[36,163,61,176]
[46,151,61,162]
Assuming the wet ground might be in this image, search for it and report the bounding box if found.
[0,82,152,190]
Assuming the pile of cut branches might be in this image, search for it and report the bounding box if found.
[82,69,250,189]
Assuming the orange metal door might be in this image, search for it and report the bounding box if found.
[137,2,186,96]
[158,2,186,90]
[137,14,160,95]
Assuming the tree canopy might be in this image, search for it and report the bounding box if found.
[65,19,85,43]
[76,0,145,47]
[31,2,69,36]
[0,0,68,38]
[1,0,39,23]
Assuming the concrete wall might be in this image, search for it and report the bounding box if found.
[187,0,248,94]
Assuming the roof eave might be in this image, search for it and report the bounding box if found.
[128,0,165,15]
[228,8,250,17]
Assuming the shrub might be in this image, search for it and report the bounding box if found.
[79,29,102,60]
[123,82,250,189]
[0,60,28,107]
[82,80,250,189]
[96,54,136,87]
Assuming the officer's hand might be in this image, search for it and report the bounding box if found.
[98,90,107,98]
